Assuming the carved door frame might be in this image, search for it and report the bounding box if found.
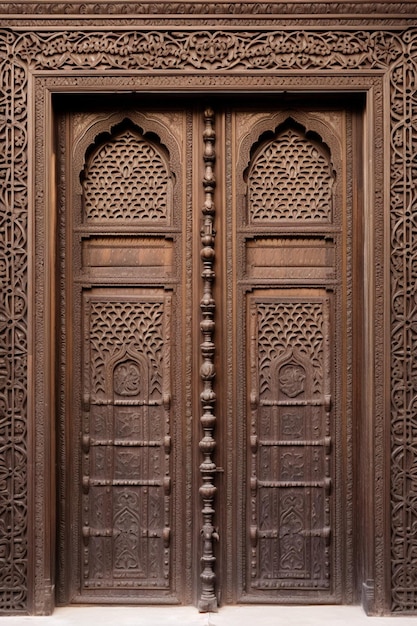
[32,74,384,615]
[3,9,416,616]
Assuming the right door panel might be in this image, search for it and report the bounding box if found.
[229,109,351,603]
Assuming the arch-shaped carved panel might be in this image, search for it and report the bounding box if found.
[246,122,335,223]
[81,124,173,223]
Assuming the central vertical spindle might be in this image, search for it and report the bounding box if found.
[198,107,218,612]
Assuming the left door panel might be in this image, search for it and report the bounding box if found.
[55,107,190,604]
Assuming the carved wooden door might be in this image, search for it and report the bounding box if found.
[56,109,190,605]
[229,108,353,605]
[56,101,356,606]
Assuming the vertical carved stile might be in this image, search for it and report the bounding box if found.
[199,107,218,613]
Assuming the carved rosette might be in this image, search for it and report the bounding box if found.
[198,107,218,612]
[0,22,416,614]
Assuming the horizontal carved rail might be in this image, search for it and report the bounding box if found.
[252,526,331,540]
[83,438,169,448]
[252,478,332,491]
[258,437,331,449]
[83,477,171,490]
[88,398,169,407]
[257,397,331,408]
[82,526,171,548]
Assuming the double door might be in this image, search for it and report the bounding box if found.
[56,99,357,607]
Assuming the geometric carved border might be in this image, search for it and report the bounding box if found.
[0,21,416,614]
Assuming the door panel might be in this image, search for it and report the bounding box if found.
[81,289,173,593]
[57,110,188,604]
[247,290,333,592]
[231,109,349,602]
[79,125,177,596]
[56,101,355,606]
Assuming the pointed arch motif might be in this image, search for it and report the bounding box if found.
[246,120,335,223]
[81,121,173,223]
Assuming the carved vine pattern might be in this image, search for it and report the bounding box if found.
[390,31,417,613]
[0,25,416,612]
[12,30,405,71]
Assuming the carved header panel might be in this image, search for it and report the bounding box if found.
[8,30,405,72]
[0,21,416,615]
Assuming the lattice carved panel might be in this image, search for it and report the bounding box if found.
[81,294,172,592]
[83,129,172,223]
[248,294,332,593]
[86,299,166,400]
[248,127,334,223]
[255,300,326,399]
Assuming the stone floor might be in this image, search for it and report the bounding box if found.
[2,606,417,625]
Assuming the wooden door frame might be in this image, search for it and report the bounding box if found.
[31,74,386,615]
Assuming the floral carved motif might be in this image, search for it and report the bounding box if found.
[13,30,403,71]
[0,23,416,613]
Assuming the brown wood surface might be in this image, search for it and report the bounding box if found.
[54,100,361,607]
